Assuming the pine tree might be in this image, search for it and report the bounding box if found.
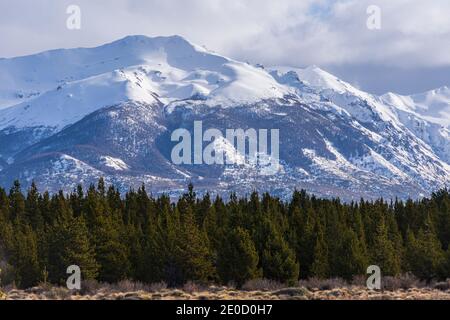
[289,206,315,279]
[0,188,13,255]
[310,222,329,279]
[125,223,145,281]
[258,219,299,285]
[154,195,181,286]
[92,214,130,283]
[203,203,220,249]
[175,203,215,284]
[0,217,13,255]
[11,224,40,288]
[385,210,404,272]
[25,182,43,230]
[406,216,446,280]
[139,219,164,283]
[9,180,25,221]
[47,216,98,284]
[444,248,450,279]
[370,218,401,276]
[217,227,261,286]
[334,229,367,280]
[433,190,450,250]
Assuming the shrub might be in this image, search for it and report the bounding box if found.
[351,275,367,287]
[183,281,205,294]
[433,280,450,291]
[382,274,425,291]
[0,262,15,287]
[46,287,72,300]
[80,279,102,295]
[115,279,147,292]
[273,287,309,297]
[242,279,285,291]
[148,281,167,292]
[298,277,348,290]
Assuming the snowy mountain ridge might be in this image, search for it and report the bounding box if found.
[0,35,288,127]
[0,35,448,200]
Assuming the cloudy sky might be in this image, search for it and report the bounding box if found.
[1,0,449,95]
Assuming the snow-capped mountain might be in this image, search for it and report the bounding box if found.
[381,88,450,163]
[0,35,448,200]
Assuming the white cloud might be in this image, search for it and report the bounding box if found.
[228,0,450,68]
[0,0,449,93]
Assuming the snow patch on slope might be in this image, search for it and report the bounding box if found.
[302,139,358,181]
[351,148,409,180]
[0,68,159,130]
[100,156,130,171]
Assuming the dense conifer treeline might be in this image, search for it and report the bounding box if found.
[0,179,449,288]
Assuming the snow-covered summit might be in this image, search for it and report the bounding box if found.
[1,35,449,133]
[0,35,290,130]
[382,86,450,128]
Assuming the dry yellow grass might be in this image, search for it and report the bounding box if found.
[2,285,450,300]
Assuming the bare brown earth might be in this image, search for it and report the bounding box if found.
[2,286,450,300]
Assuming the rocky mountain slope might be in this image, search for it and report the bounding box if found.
[0,35,448,200]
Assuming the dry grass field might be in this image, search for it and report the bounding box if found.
[2,278,450,300]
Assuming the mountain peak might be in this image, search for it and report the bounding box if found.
[431,85,450,95]
[303,64,327,73]
[411,85,450,101]
[107,34,195,49]
[0,34,289,129]
[291,66,359,95]
[382,86,450,128]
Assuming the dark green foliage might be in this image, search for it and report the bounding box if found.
[310,222,329,278]
[0,180,449,288]
[258,219,299,285]
[405,216,446,281]
[217,227,261,286]
[370,219,401,276]
[91,213,130,283]
[174,201,215,284]
[334,229,367,280]
[47,216,98,284]
[11,224,40,288]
